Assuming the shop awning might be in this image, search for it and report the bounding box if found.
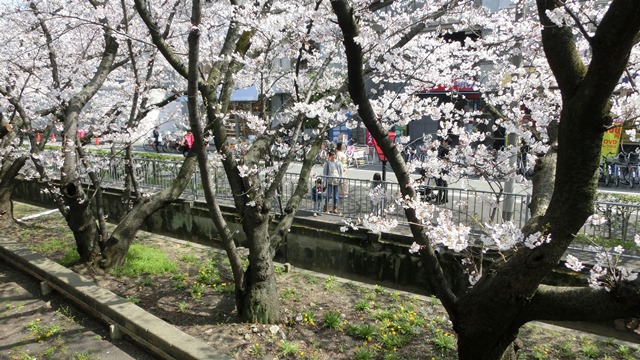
[230,86,259,102]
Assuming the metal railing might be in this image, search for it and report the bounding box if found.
[34,154,640,245]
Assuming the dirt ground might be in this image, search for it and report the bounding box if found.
[3,204,640,359]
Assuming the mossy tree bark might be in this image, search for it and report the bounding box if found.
[237,209,281,323]
[0,156,27,228]
[59,31,118,264]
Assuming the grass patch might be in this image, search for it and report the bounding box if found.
[29,239,70,253]
[110,244,177,277]
[59,249,80,266]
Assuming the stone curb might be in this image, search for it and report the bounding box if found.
[0,237,230,360]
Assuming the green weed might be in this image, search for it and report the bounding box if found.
[278,340,299,357]
[190,282,205,299]
[354,299,370,312]
[110,244,177,277]
[304,274,318,285]
[302,309,316,326]
[323,276,337,291]
[580,342,600,358]
[212,281,234,294]
[26,319,60,341]
[71,352,98,360]
[353,347,376,360]
[29,239,70,253]
[55,305,76,323]
[530,344,550,360]
[558,341,575,358]
[280,287,300,301]
[322,310,342,330]
[177,301,189,312]
[248,343,265,357]
[139,275,155,287]
[345,323,376,341]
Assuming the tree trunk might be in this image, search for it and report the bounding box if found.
[454,295,522,360]
[0,156,27,228]
[238,212,281,323]
[61,180,101,263]
[59,30,118,265]
[100,156,197,269]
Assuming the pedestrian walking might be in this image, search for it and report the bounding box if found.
[153,126,161,153]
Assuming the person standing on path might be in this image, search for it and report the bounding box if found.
[182,130,194,157]
[336,142,349,197]
[323,150,343,214]
[436,138,451,204]
[370,172,384,216]
[311,178,325,216]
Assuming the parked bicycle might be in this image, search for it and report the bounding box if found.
[143,136,168,152]
[599,155,615,187]
[610,152,632,187]
[626,152,639,188]
[164,133,183,153]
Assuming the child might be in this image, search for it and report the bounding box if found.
[311,178,324,216]
[370,172,383,216]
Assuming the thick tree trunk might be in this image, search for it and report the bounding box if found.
[238,213,281,323]
[455,296,523,360]
[0,157,27,228]
[61,180,101,263]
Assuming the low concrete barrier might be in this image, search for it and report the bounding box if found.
[0,237,230,360]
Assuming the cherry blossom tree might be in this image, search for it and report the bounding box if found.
[331,0,640,358]
[134,0,353,322]
[4,1,639,356]
[0,0,197,267]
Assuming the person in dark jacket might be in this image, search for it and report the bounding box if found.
[436,138,451,204]
[311,178,324,216]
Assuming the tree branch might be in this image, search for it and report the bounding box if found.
[331,0,459,315]
[520,283,640,324]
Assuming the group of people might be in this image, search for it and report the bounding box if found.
[152,126,193,156]
[311,142,349,215]
[311,138,451,217]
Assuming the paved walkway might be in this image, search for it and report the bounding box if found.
[0,261,154,360]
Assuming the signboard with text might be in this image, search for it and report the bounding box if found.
[601,123,623,158]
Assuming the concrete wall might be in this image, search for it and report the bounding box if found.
[13,180,431,294]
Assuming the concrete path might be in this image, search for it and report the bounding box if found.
[0,261,154,360]
[0,237,230,360]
